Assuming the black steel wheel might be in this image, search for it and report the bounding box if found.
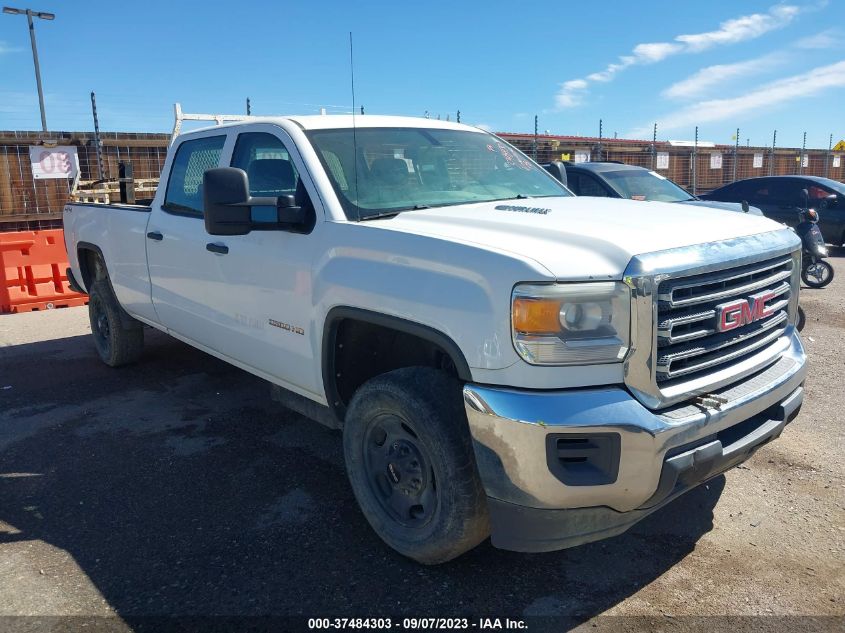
[88,279,144,367]
[363,413,438,528]
[343,367,489,564]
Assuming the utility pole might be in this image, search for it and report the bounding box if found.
[246,97,251,115]
[733,127,739,182]
[90,91,105,180]
[3,6,54,132]
[532,115,538,160]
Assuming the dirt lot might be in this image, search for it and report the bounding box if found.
[0,252,843,632]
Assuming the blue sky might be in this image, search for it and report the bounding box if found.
[0,0,843,148]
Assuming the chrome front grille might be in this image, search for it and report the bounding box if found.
[655,255,793,384]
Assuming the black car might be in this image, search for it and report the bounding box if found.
[548,161,762,215]
[701,176,845,244]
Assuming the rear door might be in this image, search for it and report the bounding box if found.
[146,132,229,344]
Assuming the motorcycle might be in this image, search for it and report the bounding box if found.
[795,190,834,289]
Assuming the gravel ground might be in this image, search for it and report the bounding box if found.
[0,253,843,632]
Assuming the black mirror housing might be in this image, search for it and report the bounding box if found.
[543,161,568,187]
[204,167,252,236]
[204,168,309,235]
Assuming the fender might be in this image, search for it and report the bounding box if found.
[321,306,473,418]
[76,241,141,330]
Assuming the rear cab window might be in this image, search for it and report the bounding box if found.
[163,135,226,217]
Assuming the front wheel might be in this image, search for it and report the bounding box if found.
[343,367,489,564]
[802,260,834,288]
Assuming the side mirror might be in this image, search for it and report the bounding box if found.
[204,167,252,236]
[543,161,567,187]
[203,167,306,235]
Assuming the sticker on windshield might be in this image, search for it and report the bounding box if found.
[495,204,551,215]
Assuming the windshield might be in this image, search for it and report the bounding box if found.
[816,177,845,196]
[602,169,692,203]
[304,127,571,219]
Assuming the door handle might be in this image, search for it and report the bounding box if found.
[206,243,229,255]
[146,231,163,241]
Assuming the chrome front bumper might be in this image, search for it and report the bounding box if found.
[463,329,807,551]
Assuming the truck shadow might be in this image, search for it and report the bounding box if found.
[0,330,723,624]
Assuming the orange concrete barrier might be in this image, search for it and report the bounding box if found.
[0,229,88,314]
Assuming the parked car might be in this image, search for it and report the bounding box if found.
[64,115,806,564]
[544,161,763,215]
[701,176,845,244]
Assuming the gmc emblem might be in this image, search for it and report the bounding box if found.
[716,291,777,332]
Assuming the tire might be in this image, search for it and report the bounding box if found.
[343,367,489,564]
[801,260,834,288]
[88,279,144,367]
[796,305,806,332]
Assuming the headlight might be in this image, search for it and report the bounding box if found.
[512,282,631,365]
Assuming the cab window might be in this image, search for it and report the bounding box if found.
[231,132,301,198]
[163,135,226,216]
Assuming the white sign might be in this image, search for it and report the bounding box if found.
[710,153,722,169]
[753,153,764,169]
[802,154,809,168]
[29,146,79,180]
[656,152,669,169]
[834,155,842,168]
[574,151,591,163]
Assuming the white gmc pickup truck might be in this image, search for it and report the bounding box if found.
[64,115,807,564]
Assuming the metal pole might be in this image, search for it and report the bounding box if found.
[25,9,48,132]
[652,123,657,170]
[826,133,833,178]
[532,115,538,160]
[800,131,806,175]
[246,97,251,115]
[597,119,603,162]
[770,130,777,176]
[732,128,739,182]
[692,126,698,197]
[456,110,460,123]
[90,91,104,180]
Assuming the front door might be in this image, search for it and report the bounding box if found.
[195,127,324,398]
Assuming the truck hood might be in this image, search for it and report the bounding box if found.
[678,199,764,216]
[375,196,786,280]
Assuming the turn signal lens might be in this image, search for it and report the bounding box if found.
[513,298,561,333]
[511,282,632,366]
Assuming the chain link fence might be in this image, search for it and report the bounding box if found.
[1,126,843,229]
[0,130,169,229]
[501,133,845,195]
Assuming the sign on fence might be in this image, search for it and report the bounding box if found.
[834,155,842,168]
[574,151,590,163]
[656,152,669,169]
[28,146,79,180]
[710,153,722,169]
[753,153,764,168]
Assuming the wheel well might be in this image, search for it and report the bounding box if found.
[77,246,107,291]
[324,311,471,416]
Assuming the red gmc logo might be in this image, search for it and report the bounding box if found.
[716,291,777,332]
